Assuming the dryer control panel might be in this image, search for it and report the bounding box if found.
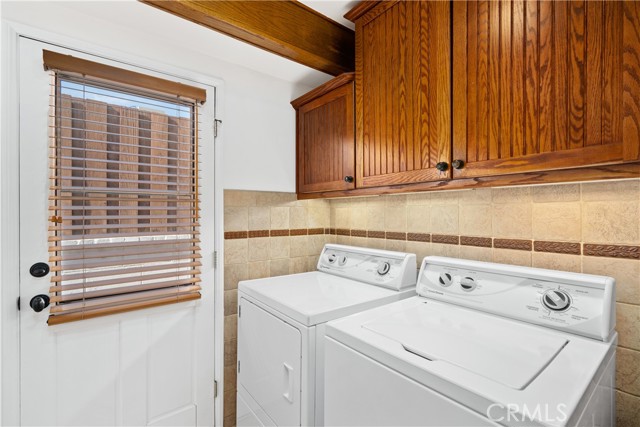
[318,244,417,290]
[417,256,616,341]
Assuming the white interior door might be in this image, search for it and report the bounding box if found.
[18,37,216,426]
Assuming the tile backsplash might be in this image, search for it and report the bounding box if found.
[222,191,332,427]
[223,179,640,427]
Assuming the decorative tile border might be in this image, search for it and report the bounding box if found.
[460,236,492,248]
[534,241,581,255]
[407,233,431,242]
[224,231,248,239]
[386,231,407,241]
[583,244,640,260]
[351,229,367,237]
[494,238,533,251]
[367,230,385,238]
[432,234,460,245]
[224,228,640,261]
[248,230,269,238]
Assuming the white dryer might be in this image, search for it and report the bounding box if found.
[325,256,617,427]
[236,244,417,427]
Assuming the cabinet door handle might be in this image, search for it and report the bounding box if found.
[435,162,449,172]
[452,159,465,169]
[344,175,354,183]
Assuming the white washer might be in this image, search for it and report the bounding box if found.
[236,244,417,427]
[325,256,617,427]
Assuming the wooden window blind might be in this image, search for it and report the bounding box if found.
[46,52,203,325]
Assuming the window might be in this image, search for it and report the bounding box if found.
[45,51,206,325]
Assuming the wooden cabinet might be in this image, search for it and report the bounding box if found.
[348,1,451,188]
[291,73,355,193]
[452,0,640,179]
[295,0,640,198]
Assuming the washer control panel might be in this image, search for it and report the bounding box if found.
[418,256,616,341]
[318,244,417,290]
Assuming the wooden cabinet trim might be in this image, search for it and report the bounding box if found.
[452,1,468,166]
[291,73,354,109]
[623,0,640,161]
[344,1,387,23]
[453,143,623,179]
[361,167,451,188]
[298,162,640,199]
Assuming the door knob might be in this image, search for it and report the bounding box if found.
[452,159,465,169]
[344,175,354,183]
[29,295,50,313]
[435,162,449,172]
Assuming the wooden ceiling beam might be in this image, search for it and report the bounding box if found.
[140,0,355,76]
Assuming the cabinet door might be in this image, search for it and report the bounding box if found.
[355,1,451,188]
[297,82,354,193]
[453,0,640,179]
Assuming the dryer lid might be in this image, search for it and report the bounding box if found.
[362,301,568,390]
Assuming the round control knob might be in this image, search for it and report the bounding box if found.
[338,255,348,266]
[460,277,476,292]
[542,289,571,312]
[438,273,452,287]
[377,262,391,276]
[327,253,337,264]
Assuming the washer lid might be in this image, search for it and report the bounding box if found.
[239,272,414,326]
[362,301,568,390]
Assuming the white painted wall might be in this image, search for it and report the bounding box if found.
[1,1,332,424]
[1,0,331,193]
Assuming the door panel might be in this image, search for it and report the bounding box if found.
[18,37,215,426]
[297,81,355,193]
[356,1,451,187]
[238,298,302,427]
[453,0,640,178]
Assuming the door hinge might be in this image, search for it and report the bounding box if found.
[213,251,218,269]
[214,380,218,398]
[238,304,241,318]
[17,297,20,311]
[214,119,222,138]
[238,360,241,373]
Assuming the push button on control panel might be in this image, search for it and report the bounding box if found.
[542,289,571,312]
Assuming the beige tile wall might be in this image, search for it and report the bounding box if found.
[223,179,640,427]
[222,191,332,427]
